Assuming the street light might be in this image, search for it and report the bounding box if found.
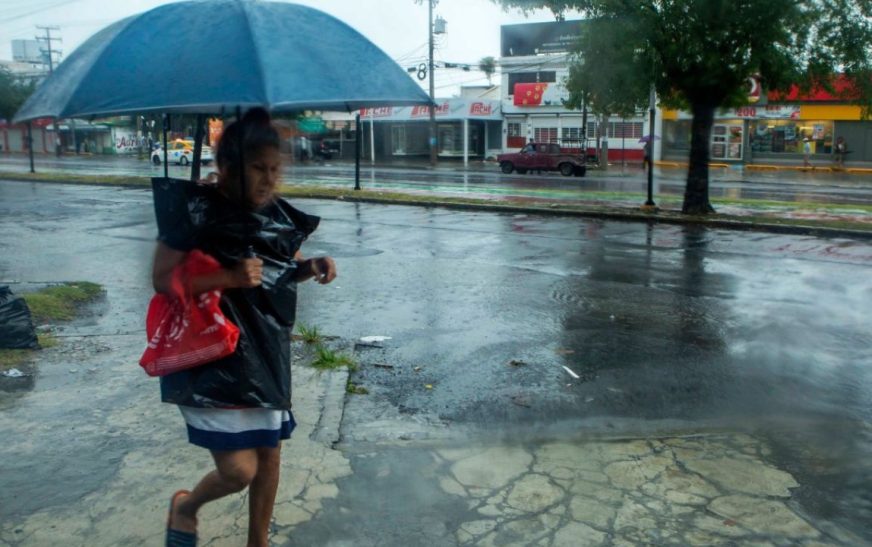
[642,83,658,211]
[427,0,445,167]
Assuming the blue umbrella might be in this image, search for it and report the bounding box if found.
[13,0,430,121]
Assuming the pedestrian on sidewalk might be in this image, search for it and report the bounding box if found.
[643,140,652,172]
[803,137,812,168]
[153,108,337,547]
[835,136,847,168]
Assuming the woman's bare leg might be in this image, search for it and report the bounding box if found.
[170,448,259,533]
[247,445,282,547]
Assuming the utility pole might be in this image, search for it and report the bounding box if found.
[36,26,62,73]
[642,83,658,211]
[428,0,437,166]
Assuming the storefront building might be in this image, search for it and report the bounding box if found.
[499,21,653,163]
[358,98,502,164]
[662,80,871,164]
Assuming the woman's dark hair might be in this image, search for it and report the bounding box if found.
[215,107,281,186]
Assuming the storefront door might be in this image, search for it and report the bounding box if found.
[391,126,406,155]
[711,124,744,161]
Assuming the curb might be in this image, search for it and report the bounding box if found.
[656,161,872,176]
[1,174,870,241]
[323,192,872,241]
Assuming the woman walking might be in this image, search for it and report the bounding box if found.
[153,108,337,547]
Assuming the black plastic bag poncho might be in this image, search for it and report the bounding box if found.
[152,178,319,409]
[0,286,39,349]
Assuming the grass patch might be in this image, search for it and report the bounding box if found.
[311,345,356,371]
[0,334,58,371]
[296,323,322,344]
[0,172,151,187]
[38,333,58,348]
[23,282,102,322]
[346,379,369,395]
[0,348,33,371]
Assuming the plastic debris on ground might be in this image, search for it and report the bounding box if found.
[562,366,580,379]
[1,368,27,378]
[359,336,392,343]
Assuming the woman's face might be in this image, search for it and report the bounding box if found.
[239,146,281,209]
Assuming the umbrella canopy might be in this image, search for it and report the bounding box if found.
[638,135,661,143]
[14,0,431,122]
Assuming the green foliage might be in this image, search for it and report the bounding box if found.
[496,0,872,214]
[23,282,103,322]
[311,345,357,371]
[296,323,322,344]
[479,56,498,84]
[346,379,369,395]
[0,68,37,121]
[498,0,871,110]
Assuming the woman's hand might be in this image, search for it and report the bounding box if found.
[229,257,264,288]
[307,256,337,284]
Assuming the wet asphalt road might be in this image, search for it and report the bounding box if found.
[2,153,872,205]
[0,180,870,539]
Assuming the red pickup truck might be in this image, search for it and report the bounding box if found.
[497,143,587,177]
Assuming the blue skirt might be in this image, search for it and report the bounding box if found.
[178,406,296,450]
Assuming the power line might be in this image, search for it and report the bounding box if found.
[0,0,77,24]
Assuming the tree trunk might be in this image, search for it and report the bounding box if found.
[682,102,716,214]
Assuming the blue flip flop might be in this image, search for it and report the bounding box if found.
[166,490,197,547]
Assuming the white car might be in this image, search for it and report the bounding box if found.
[151,139,213,166]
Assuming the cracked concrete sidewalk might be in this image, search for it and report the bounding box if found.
[1,337,863,546]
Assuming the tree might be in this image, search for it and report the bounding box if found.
[562,17,651,169]
[479,56,497,85]
[0,68,37,122]
[496,0,872,214]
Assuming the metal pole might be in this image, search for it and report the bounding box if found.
[71,118,77,154]
[581,96,587,162]
[191,114,205,181]
[162,113,169,179]
[645,84,656,207]
[354,113,361,190]
[463,118,469,167]
[369,109,375,164]
[27,122,34,173]
[428,0,437,166]
[621,116,625,169]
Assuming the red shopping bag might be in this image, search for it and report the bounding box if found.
[139,250,240,377]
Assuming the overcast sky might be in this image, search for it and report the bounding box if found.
[1,0,580,97]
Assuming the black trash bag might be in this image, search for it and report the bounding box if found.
[0,286,39,349]
[152,178,319,410]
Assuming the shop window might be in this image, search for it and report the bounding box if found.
[507,122,522,137]
[663,120,692,151]
[710,124,744,160]
[750,120,832,155]
[609,122,643,139]
[534,127,558,142]
[562,127,582,140]
[586,122,598,139]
